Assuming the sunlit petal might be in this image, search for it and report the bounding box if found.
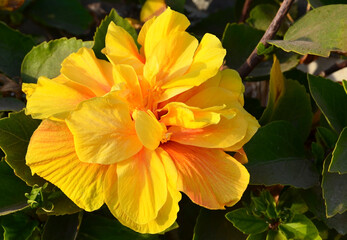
[61,47,113,96]
[162,142,249,209]
[23,75,95,120]
[104,22,144,73]
[26,120,108,211]
[66,92,142,164]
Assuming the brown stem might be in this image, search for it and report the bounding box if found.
[237,0,295,79]
[239,0,253,23]
[319,60,347,78]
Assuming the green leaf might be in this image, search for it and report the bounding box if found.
[0,21,34,78]
[308,0,346,8]
[225,208,269,235]
[1,212,39,240]
[316,127,339,149]
[279,214,321,240]
[247,231,267,240]
[260,56,313,142]
[222,23,263,70]
[300,186,347,235]
[0,160,30,216]
[27,0,92,35]
[329,127,347,174]
[278,188,308,215]
[247,51,299,80]
[247,4,289,36]
[257,43,274,56]
[93,9,138,60]
[36,189,81,216]
[308,74,347,133]
[244,121,319,188]
[0,98,25,112]
[322,154,347,217]
[193,209,247,240]
[0,111,43,186]
[77,212,160,240]
[268,5,347,57]
[21,38,90,83]
[342,80,347,94]
[42,213,82,240]
[266,230,287,240]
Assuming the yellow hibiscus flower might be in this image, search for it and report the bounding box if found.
[22,8,259,234]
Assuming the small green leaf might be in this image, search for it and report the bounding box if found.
[1,212,39,240]
[329,127,347,174]
[21,38,90,83]
[0,160,30,216]
[193,209,247,240]
[36,189,81,216]
[247,4,289,36]
[226,208,269,234]
[279,188,308,215]
[322,154,347,217]
[308,75,347,133]
[247,231,267,240]
[0,111,43,186]
[279,214,321,240]
[0,21,34,78]
[266,230,287,240]
[244,121,319,188]
[27,0,92,35]
[257,43,274,56]
[93,9,138,60]
[77,212,160,240]
[268,5,347,57]
[342,80,347,94]
[260,56,313,142]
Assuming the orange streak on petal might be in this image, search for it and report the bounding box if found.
[162,142,249,209]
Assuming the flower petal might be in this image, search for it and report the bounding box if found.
[143,30,198,87]
[133,109,166,150]
[140,0,166,22]
[159,33,226,101]
[112,64,144,109]
[61,47,113,96]
[223,112,260,151]
[104,148,181,234]
[169,111,248,148]
[66,92,142,165]
[160,102,227,129]
[162,142,249,209]
[23,75,95,120]
[26,120,108,211]
[104,22,144,74]
[141,7,190,58]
